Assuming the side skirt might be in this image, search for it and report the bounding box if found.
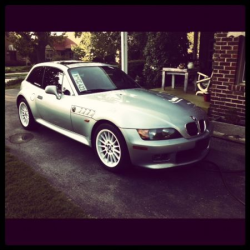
[36,118,91,147]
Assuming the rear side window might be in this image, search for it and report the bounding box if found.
[26,67,45,87]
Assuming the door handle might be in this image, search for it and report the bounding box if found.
[37,95,43,100]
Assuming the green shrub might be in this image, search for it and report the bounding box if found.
[128,60,145,79]
[5,60,26,67]
[52,54,70,61]
[5,68,12,73]
[19,65,32,72]
[6,78,23,86]
[5,65,32,73]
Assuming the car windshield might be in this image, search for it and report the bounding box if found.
[68,66,141,94]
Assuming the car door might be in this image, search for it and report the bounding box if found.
[35,66,73,131]
[25,66,45,119]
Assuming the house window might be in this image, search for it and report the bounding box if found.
[236,36,245,84]
[8,44,15,51]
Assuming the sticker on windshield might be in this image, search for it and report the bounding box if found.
[71,72,87,91]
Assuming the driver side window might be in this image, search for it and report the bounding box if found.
[43,67,63,93]
[62,76,73,96]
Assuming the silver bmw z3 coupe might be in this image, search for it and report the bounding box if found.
[17,60,213,172]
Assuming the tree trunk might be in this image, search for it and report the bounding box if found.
[36,45,46,63]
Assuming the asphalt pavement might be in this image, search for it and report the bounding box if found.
[5,89,245,218]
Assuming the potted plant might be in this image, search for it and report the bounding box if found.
[204,91,210,102]
[187,61,194,69]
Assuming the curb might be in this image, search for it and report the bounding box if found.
[211,120,245,144]
[212,131,245,144]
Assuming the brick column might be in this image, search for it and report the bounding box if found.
[209,32,245,122]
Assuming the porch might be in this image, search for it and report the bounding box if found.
[151,86,210,113]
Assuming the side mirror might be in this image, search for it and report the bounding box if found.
[63,89,71,96]
[45,85,61,100]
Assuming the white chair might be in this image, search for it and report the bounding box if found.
[195,72,213,95]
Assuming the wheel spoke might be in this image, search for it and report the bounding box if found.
[112,154,117,162]
[114,152,120,159]
[101,134,106,142]
[110,133,114,142]
[107,132,111,141]
[99,139,106,144]
[103,151,108,159]
[104,132,108,140]
[112,139,118,145]
[114,148,121,154]
[108,154,111,163]
[109,154,113,163]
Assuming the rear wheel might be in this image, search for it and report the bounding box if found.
[18,98,36,130]
[94,123,130,172]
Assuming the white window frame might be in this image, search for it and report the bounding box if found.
[236,36,245,85]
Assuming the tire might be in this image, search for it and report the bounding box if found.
[94,123,130,172]
[18,98,36,130]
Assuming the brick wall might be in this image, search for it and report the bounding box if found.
[209,32,245,123]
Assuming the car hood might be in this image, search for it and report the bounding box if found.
[75,88,206,129]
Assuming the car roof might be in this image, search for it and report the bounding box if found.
[34,60,113,69]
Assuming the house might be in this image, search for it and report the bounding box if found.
[45,37,78,61]
[209,32,245,124]
[5,32,27,65]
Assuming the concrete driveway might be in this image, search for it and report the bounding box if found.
[5,89,245,218]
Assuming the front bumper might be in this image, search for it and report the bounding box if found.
[120,126,213,169]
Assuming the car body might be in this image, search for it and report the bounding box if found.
[17,60,213,172]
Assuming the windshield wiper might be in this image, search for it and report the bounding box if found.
[81,89,114,94]
[115,86,140,90]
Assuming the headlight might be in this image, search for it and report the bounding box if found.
[137,128,182,140]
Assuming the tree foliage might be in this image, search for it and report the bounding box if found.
[75,32,120,63]
[71,46,86,60]
[75,32,147,63]
[143,32,190,87]
[127,32,148,60]
[74,32,190,88]
[72,32,92,61]
[8,32,66,63]
[91,32,120,63]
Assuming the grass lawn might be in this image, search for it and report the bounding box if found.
[5,147,92,218]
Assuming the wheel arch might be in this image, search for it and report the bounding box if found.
[16,94,26,107]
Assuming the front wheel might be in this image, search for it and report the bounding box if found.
[94,123,130,172]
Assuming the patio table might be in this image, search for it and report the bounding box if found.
[161,67,197,92]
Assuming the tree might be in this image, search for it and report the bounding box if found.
[9,32,66,63]
[75,32,148,64]
[127,32,148,60]
[143,32,190,88]
[75,32,120,63]
[72,32,92,61]
[71,46,86,60]
[91,32,120,63]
